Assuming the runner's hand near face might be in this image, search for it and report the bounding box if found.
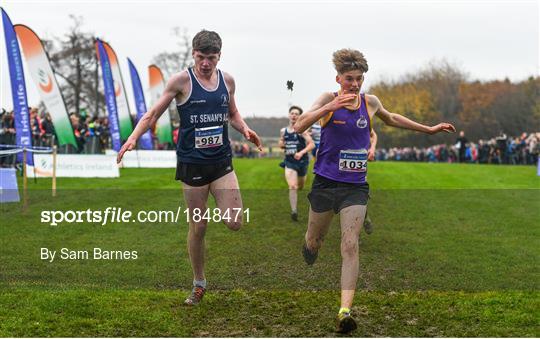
[324,93,357,112]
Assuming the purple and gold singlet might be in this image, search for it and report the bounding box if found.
[313,93,371,184]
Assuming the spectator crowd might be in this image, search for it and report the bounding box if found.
[376,131,540,165]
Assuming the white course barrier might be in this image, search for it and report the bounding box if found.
[106,150,177,168]
[27,154,119,178]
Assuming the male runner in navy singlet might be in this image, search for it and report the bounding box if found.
[279,105,315,221]
[117,30,262,305]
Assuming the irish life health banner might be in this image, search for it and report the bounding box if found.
[95,39,121,151]
[102,41,133,141]
[2,9,33,165]
[14,25,77,147]
[148,65,172,144]
[127,58,152,150]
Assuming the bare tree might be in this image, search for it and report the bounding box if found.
[151,27,193,124]
[47,15,105,117]
[151,27,193,78]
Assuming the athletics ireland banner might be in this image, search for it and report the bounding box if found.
[2,8,33,165]
[148,65,173,144]
[102,41,133,141]
[95,38,121,152]
[14,24,77,147]
[127,58,153,150]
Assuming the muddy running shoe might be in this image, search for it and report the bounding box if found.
[336,311,357,333]
[184,286,206,306]
[363,214,373,235]
[291,211,298,222]
[302,243,318,265]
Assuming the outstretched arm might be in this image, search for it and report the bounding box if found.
[224,72,262,151]
[368,94,455,134]
[117,72,185,163]
[293,92,356,133]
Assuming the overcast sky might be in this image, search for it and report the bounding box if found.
[1,0,538,117]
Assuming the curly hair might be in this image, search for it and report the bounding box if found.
[332,49,368,74]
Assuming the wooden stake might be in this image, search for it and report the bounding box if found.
[22,148,28,209]
[52,145,57,197]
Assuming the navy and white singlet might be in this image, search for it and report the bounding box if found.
[176,67,231,164]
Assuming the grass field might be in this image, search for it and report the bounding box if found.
[1,159,539,336]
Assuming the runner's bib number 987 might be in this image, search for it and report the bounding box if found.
[339,149,367,172]
[195,126,223,148]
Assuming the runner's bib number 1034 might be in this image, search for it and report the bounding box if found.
[339,149,367,172]
[195,126,223,148]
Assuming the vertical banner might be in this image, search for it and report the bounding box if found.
[102,41,133,141]
[148,65,173,144]
[14,24,77,147]
[95,39,121,152]
[127,58,153,150]
[2,9,33,165]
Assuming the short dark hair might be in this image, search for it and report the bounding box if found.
[289,105,303,114]
[192,30,222,54]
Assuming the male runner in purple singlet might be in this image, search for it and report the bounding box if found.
[294,49,455,333]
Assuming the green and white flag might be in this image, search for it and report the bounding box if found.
[14,24,76,147]
[148,65,172,144]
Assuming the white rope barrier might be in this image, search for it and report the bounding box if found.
[0,148,23,156]
[0,145,53,156]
